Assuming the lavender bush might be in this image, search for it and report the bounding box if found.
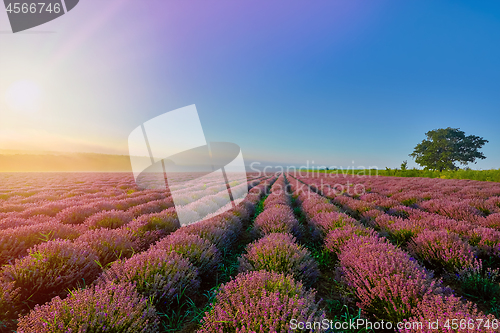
[0,239,101,308]
[232,199,255,221]
[374,214,423,245]
[129,208,179,233]
[153,231,221,278]
[0,214,53,230]
[0,279,20,329]
[408,230,481,273]
[337,235,440,322]
[181,212,243,250]
[100,248,200,308]
[301,196,336,217]
[74,227,137,267]
[56,204,99,224]
[263,191,290,207]
[0,220,84,266]
[401,294,496,333]
[482,212,500,229]
[126,198,174,217]
[239,233,319,286]
[470,226,500,257]
[198,270,325,333]
[311,211,358,238]
[125,208,180,249]
[84,209,133,229]
[17,281,159,333]
[253,205,301,238]
[325,225,377,254]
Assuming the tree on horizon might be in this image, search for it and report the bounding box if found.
[410,127,488,171]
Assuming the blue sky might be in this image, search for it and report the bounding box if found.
[1,0,499,169]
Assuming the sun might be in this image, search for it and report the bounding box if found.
[4,80,43,113]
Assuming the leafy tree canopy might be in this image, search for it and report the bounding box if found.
[409,127,488,171]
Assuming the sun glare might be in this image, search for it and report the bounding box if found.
[4,80,42,113]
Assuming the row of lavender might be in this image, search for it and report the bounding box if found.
[310,173,500,199]
[197,174,326,332]
[300,175,500,271]
[0,174,268,331]
[0,173,141,207]
[0,172,260,219]
[0,173,263,266]
[0,173,264,278]
[0,173,176,268]
[311,174,500,229]
[288,174,498,332]
[0,172,258,202]
[0,195,174,267]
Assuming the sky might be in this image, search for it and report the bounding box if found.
[0,0,499,170]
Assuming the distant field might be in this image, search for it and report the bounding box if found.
[0,152,143,172]
[310,168,500,182]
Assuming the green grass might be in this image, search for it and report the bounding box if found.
[303,168,500,182]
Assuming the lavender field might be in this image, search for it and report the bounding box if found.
[1,172,500,332]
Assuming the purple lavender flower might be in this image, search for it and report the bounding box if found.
[239,233,319,286]
[84,209,133,229]
[198,270,325,332]
[1,239,101,309]
[408,229,481,273]
[17,281,159,332]
[100,248,200,308]
[153,231,222,278]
